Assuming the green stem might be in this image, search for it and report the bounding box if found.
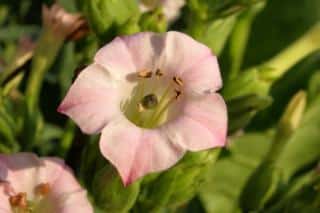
[58,120,76,158]
[261,23,320,81]
[229,2,265,79]
[25,28,64,111]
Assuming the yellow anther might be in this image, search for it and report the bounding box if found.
[155,69,164,77]
[35,183,51,196]
[173,76,183,86]
[138,70,152,78]
[175,89,182,99]
[9,192,27,208]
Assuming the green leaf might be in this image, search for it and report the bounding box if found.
[227,94,272,133]
[198,133,272,213]
[308,71,320,102]
[201,15,236,55]
[228,1,265,79]
[0,25,39,41]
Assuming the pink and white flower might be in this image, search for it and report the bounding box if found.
[58,31,227,185]
[139,0,185,22]
[0,153,93,213]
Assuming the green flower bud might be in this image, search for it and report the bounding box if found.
[278,91,306,138]
[223,22,320,102]
[79,0,139,39]
[117,16,140,35]
[137,149,220,211]
[139,8,168,32]
[240,92,307,211]
[222,67,272,101]
[92,165,140,212]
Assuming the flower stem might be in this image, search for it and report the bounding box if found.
[25,28,64,111]
[261,23,320,81]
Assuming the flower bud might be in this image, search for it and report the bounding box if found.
[25,3,87,111]
[139,8,168,32]
[222,67,272,101]
[79,0,139,39]
[278,91,306,137]
[42,4,87,41]
[91,164,140,212]
[240,91,307,211]
[138,149,220,211]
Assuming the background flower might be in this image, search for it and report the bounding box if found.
[139,0,185,22]
[0,153,93,212]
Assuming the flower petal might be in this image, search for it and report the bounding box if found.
[99,116,185,185]
[160,31,211,75]
[56,190,93,213]
[0,161,10,212]
[39,158,82,195]
[182,54,222,94]
[0,188,10,212]
[58,63,122,134]
[41,158,93,213]
[95,37,136,79]
[165,94,227,151]
[121,32,165,72]
[160,31,222,93]
[0,153,42,197]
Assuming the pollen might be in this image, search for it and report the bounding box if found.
[9,192,27,208]
[138,70,153,78]
[173,76,183,86]
[35,183,51,196]
[175,89,182,99]
[155,69,164,77]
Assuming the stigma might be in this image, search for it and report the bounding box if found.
[140,94,159,110]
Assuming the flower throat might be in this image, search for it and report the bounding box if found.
[122,69,183,129]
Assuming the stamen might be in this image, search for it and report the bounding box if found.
[35,183,50,196]
[141,94,158,109]
[9,192,27,208]
[155,69,164,77]
[175,89,182,99]
[138,70,152,78]
[149,94,177,126]
[173,76,183,86]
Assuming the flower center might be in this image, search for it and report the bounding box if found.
[122,69,183,128]
[9,183,54,213]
